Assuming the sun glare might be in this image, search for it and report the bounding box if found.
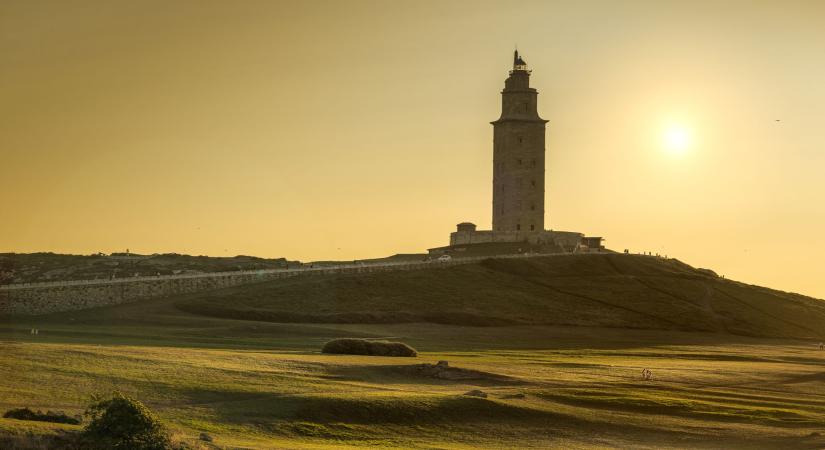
[663,124,691,155]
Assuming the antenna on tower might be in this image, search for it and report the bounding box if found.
[513,48,528,71]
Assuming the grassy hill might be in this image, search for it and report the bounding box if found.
[174,254,825,340]
[4,254,825,448]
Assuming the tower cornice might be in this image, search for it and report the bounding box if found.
[500,88,538,94]
[490,118,549,125]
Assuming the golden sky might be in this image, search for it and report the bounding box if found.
[2,0,824,298]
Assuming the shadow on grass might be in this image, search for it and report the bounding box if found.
[178,387,577,427]
[323,363,525,387]
[172,387,825,448]
[535,388,825,428]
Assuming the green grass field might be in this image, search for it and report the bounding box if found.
[3,255,825,448]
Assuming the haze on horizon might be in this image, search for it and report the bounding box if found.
[1,0,824,298]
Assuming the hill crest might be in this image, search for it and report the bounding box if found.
[174,254,825,340]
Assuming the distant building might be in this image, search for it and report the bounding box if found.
[429,51,604,257]
[581,236,605,253]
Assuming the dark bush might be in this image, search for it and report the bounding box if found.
[321,338,417,357]
[3,407,80,424]
[79,392,172,450]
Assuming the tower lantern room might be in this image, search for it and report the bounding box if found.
[513,50,529,72]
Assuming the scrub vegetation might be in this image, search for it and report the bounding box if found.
[3,408,79,425]
[0,252,293,285]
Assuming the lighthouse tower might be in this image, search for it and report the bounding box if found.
[491,50,548,233]
[428,51,599,256]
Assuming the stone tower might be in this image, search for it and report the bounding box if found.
[491,50,548,233]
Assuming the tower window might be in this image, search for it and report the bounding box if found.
[530,180,536,187]
[517,159,522,165]
[530,204,535,211]
[530,225,535,231]
[531,159,536,167]
[523,104,529,113]
[517,136,523,144]
[516,224,521,231]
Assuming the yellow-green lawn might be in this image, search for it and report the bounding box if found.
[3,310,825,448]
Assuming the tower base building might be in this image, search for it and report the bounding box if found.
[427,222,600,257]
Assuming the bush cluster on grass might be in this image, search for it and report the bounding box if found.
[78,392,173,450]
[3,407,80,425]
[321,338,418,357]
[1,394,198,450]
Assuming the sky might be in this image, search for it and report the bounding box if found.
[1,0,824,298]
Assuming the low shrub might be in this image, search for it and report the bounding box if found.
[78,392,172,450]
[321,338,417,357]
[3,407,80,425]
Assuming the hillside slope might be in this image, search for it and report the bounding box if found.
[174,254,825,340]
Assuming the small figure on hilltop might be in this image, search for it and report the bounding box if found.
[819,342,823,350]
[641,368,652,381]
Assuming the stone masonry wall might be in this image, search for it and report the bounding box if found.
[450,230,583,249]
[0,271,286,316]
[0,256,536,317]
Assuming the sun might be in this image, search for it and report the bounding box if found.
[662,124,691,155]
